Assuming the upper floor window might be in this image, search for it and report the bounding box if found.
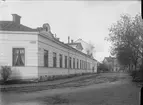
[53,52,57,67]
[13,48,25,66]
[65,56,67,68]
[59,54,63,68]
[44,50,48,67]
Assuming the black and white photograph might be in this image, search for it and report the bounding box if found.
[0,0,142,105]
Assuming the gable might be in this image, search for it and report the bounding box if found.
[76,43,83,50]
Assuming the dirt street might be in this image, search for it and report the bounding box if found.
[0,73,141,105]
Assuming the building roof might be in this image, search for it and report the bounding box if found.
[104,56,115,62]
[39,32,96,61]
[66,42,83,50]
[0,21,37,32]
[75,39,93,55]
[0,14,97,61]
[66,42,80,45]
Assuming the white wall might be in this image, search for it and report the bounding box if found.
[0,31,97,80]
[38,34,97,77]
[0,31,39,79]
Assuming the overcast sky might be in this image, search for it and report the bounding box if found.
[0,0,141,62]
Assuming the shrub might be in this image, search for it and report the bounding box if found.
[0,66,12,82]
[130,65,143,82]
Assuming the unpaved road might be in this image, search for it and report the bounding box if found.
[0,73,141,105]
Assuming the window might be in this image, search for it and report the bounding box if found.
[65,56,67,68]
[59,54,62,68]
[53,52,57,67]
[84,61,86,69]
[83,61,84,69]
[44,50,48,67]
[83,61,85,69]
[88,62,89,69]
[69,57,72,68]
[13,48,25,66]
[73,58,75,69]
[81,60,82,69]
[87,62,89,69]
[85,61,87,70]
[77,59,79,69]
[80,60,82,69]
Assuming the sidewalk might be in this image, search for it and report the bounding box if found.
[0,73,98,90]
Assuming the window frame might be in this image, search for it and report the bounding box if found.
[80,60,82,69]
[59,54,63,68]
[44,49,48,67]
[69,57,72,69]
[65,56,67,68]
[12,48,25,66]
[53,52,57,67]
[77,59,79,69]
[73,58,75,69]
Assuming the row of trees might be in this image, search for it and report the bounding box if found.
[106,13,143,71]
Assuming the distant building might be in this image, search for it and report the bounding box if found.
[103,56,121,72]
[0,14,97,80]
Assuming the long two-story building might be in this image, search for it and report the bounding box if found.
[0,14,97,80]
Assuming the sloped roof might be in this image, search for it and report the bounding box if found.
[75,39,92,54]
[66,42,83,50]
[66,42,82,46]
[104,57,115,62]
[0,21,37,32]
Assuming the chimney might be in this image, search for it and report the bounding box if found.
[71,40,73,43]
[12,14,21,24]
[68,36,70,43]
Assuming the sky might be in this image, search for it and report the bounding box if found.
[0,0,141,62]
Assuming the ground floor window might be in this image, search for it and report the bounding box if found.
[69,57,72,68]
[73,58,75,69]
[82,60,83,69]
[77,59,79,69]
[85,61,87,69]
[65,56,67,68]
[53,52,57,67]
[44,50,48,67]
[13,48,25,66]
[59,54,63,68]
[80,60,82,69]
